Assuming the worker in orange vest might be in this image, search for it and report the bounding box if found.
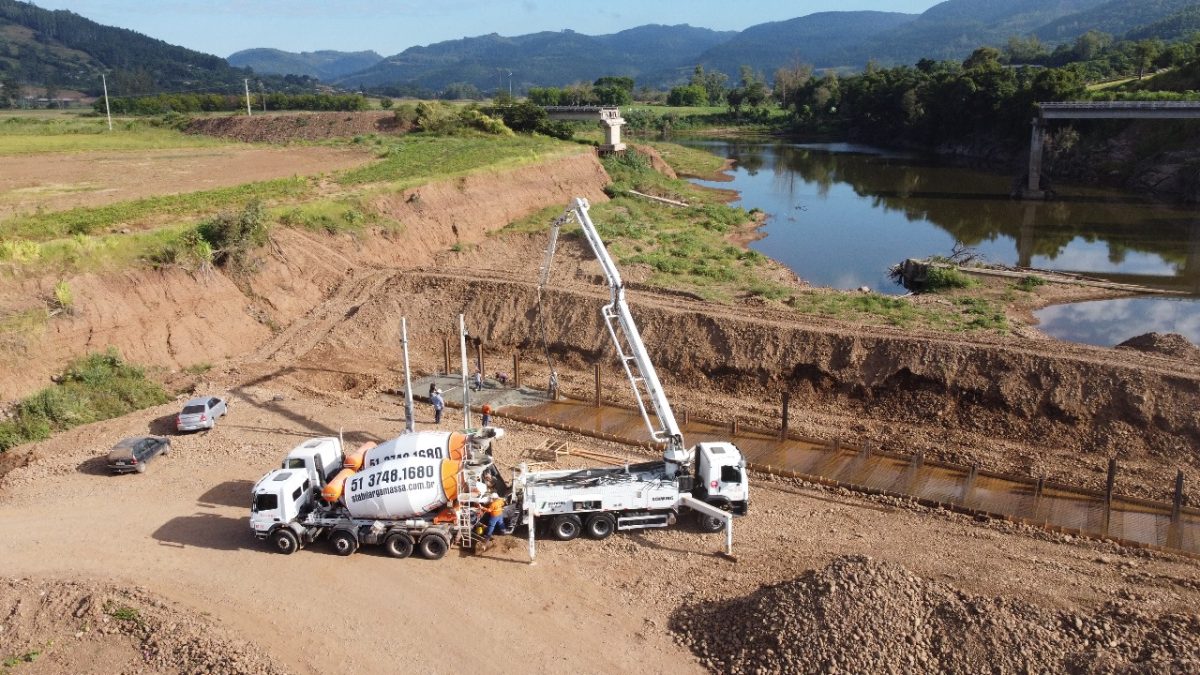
[481,404,493,428]
[481,492,506,547]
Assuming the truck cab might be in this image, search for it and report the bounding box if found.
[281,437,343,488]
[692,442,749,515]
[250,469,313,540]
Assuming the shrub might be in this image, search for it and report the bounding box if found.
[52,280,73,313]
[1015,275,1046,292]
[198,200,269,268]
[0,350,169,452]
[923,266,977,291]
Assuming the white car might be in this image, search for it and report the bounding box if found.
[175,396,228,432]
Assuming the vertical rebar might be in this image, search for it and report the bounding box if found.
[1104,458,1118,537]
[513,352,520,388]
[780,390,790,439]
[442,336,450,375]
[731,417,739,436]
[961,465,977,508]
[1034,477,1045,523]
[1173,470,1185,523]
[594,362,601,408]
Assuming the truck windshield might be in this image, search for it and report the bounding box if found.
[253,493,278,512]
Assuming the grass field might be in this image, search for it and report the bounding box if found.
[0,115,230,155]
[338,133,575,186]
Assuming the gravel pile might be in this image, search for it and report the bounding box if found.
[671,555,1200,674]
[1117,332,1200,361]
[0,578,286,674]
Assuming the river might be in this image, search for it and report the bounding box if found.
[681,139,1200,346]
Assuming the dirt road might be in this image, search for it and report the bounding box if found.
[2,376,1197,672]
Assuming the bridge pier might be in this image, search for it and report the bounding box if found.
[599,113,626,153]
[1022,118,1047,200]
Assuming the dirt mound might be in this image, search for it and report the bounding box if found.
[671,555,1200,674]
[1117,332,1200,361]
[0,577,284,674]
[631,144,678,179]
[187,111,408,143]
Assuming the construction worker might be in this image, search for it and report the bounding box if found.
[472,369,483,392]
[481,404,492,428]
[481,492,506,545]
[548,370,559,400]
[431,388,445,424]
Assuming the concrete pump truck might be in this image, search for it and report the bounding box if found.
[508,197,749,559]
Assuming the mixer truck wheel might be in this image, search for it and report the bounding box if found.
[584,513,615,540]
[271,529,299,555]
[329,529,358,556]
[549,514,582,541]
[384,531,414,559]
[695,512,725,533]
[418,533,449,560]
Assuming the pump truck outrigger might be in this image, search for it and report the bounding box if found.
[508,197,749,559]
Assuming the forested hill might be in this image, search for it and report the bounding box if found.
[333,25,736,91]
[228,49,382,81]
[854,0,1109,66]
[1036,0,1200,43]
[0,0,248,95]
[692,12,916,75]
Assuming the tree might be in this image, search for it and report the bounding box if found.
[689,65,728,106]
[728,66,769,113]
[527,87,561,106]
[379,97,393,109]
[773,62,813,110]
[1073,31,1113,61]
[1004,36,1049,64]
[963,47,1002,71]
[1133,40,1162,79]
[594,76,634,93]
[0,74,18,108]
[667,84,707,107]
[594,84,632,106]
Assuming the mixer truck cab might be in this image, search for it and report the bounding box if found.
[251,469,314,551]
[692,442,749,515]
[281,437,343,488]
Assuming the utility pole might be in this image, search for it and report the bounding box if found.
[244,79,252,116]
[508,70,513,97]
[259,81,266,113]
[101,74,112,131]
[459,315,472,429]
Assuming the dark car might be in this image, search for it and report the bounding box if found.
[106,436,171,474]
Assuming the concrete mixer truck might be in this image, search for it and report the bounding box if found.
[250,429,504,559]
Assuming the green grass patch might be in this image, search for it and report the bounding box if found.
[923,266,977,292]
[1014,275,1046,292]
[953,297,1009,332]
[642,141,729,177]
[0,115,228,155]
[1,177,309,241]
[276,198,376,234]
[337,133,573,186]
[0,350,170,452]
[2,649,41,668]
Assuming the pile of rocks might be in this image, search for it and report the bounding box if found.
[671,555,1199,674]
[0,578,285,674]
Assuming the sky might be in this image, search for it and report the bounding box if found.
[28,0,943,57]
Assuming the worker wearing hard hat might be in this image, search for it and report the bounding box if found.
[481,493,506,547]
[481,404,493,428]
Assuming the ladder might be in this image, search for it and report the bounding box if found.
[454,469,475,548]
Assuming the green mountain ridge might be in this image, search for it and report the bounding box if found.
[1036,0,1200,42]
[227,48,383,81]
[0,0,249,95]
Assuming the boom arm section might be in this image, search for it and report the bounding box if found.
[541,198,691,475]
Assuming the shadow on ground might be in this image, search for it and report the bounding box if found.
[153,513,255,552]
[197,480,255,508]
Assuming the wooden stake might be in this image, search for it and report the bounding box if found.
[1104,458,1118,536]
[780,390,790,439]
[594,362,601,408]
[442,336,450,375]
[513,352,520,388]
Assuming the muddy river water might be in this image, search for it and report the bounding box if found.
[681,139,1200,346]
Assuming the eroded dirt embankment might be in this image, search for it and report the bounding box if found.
[297,270,1200,500]
[0,151,609,400]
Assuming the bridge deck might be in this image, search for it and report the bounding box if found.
[1039,101,1200,120]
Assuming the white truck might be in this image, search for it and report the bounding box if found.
[250,430,505,558]
[510,198,749,558]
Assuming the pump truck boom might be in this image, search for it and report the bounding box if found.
[509,198,748,556]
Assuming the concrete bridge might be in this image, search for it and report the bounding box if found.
[1024,101,1200,198]
[543,106,626,152]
